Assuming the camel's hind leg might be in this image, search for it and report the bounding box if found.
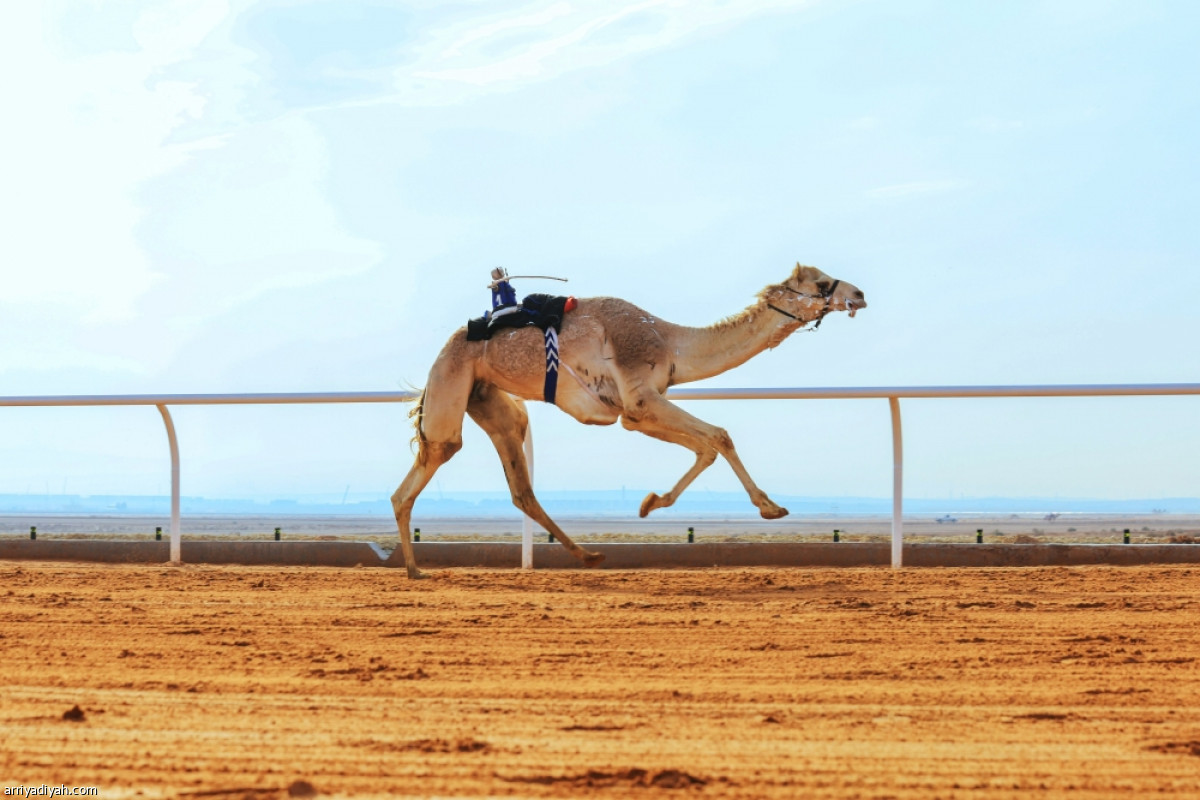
[467,383,604,567]
[389,362,474,578]
[620,418,717,517]
[622,390,788,520]
[388,440,458,579]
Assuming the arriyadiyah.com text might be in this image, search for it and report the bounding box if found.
[5,786,99,798]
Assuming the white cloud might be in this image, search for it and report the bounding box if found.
[252,1,815,116]
[144,115,384,329]
[440,2,575,59]
[0,1,385,379]
[415,0,682,87]
[0,2,230,322]
[364,0,815,106]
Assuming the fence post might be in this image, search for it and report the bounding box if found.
[156,404,181,564]
[888,397,904,568]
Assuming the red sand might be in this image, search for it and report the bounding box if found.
[2,562,1198,798]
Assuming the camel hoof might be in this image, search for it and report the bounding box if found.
[760,505,789,520]
[582,551,606,568]
[638,492,663,518]
[406,568,428,580]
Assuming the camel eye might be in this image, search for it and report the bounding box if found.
[815,280,832,294]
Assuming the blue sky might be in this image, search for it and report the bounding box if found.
[1,1,1198,509]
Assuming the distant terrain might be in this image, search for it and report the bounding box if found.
[1,510,1198,546]
[1,491,1198,516]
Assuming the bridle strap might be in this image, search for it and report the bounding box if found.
[767,303,802,322]
[768,302,828,331]
[768,279,841,330]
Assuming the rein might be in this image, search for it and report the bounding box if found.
[767,279,841,331]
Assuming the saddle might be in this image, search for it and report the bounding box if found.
[466,293,576,404]
[466,293,572,341]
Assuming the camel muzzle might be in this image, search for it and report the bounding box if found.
[840,286,867,318]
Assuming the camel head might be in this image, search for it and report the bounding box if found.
[763,263,867,324]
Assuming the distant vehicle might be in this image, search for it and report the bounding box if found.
[935,514,958,524]
[1043,513,1060,522]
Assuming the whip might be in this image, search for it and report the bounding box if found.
[487,269,568,289]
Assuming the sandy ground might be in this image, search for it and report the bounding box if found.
[2,562,1198,799]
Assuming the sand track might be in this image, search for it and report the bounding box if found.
[2,563,1198,798]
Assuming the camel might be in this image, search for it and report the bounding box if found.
[387,263,866,578]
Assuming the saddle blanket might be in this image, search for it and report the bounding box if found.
[466,293,573,404]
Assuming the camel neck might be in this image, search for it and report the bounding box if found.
[669,300,799,385]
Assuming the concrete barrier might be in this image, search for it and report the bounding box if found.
[903,543,1200,567]
[2,539,1198,568]
[0,540,389,566]
[0,540,170,563]
[380,542,896,569]
[182,540,388,567]
[404,542,1200,569]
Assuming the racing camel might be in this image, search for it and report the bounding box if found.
[388,263,866,577]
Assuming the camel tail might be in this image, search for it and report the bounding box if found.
[408,388,427,459]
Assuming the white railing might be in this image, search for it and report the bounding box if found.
[0,392,415,563]
[4,383,1199,568]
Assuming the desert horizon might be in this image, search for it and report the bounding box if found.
[2,511,1197,546]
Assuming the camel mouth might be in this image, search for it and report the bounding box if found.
[845,298,866,318]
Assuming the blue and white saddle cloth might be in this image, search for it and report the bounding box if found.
[466,293,570,404]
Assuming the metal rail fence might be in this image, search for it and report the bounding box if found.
[3,384,1199,568]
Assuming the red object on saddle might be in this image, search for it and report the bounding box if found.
[564,296,578,312]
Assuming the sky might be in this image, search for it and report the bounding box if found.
[1,0,1198,511]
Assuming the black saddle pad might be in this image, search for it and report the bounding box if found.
[466,293,569,341]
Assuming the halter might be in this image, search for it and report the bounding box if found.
[767,279,840,330]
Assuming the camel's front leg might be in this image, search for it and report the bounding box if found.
[623,391,788,520]
[619,418,716,517]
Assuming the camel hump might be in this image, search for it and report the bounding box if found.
[565,296,672,371]
[569,296,654,321]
